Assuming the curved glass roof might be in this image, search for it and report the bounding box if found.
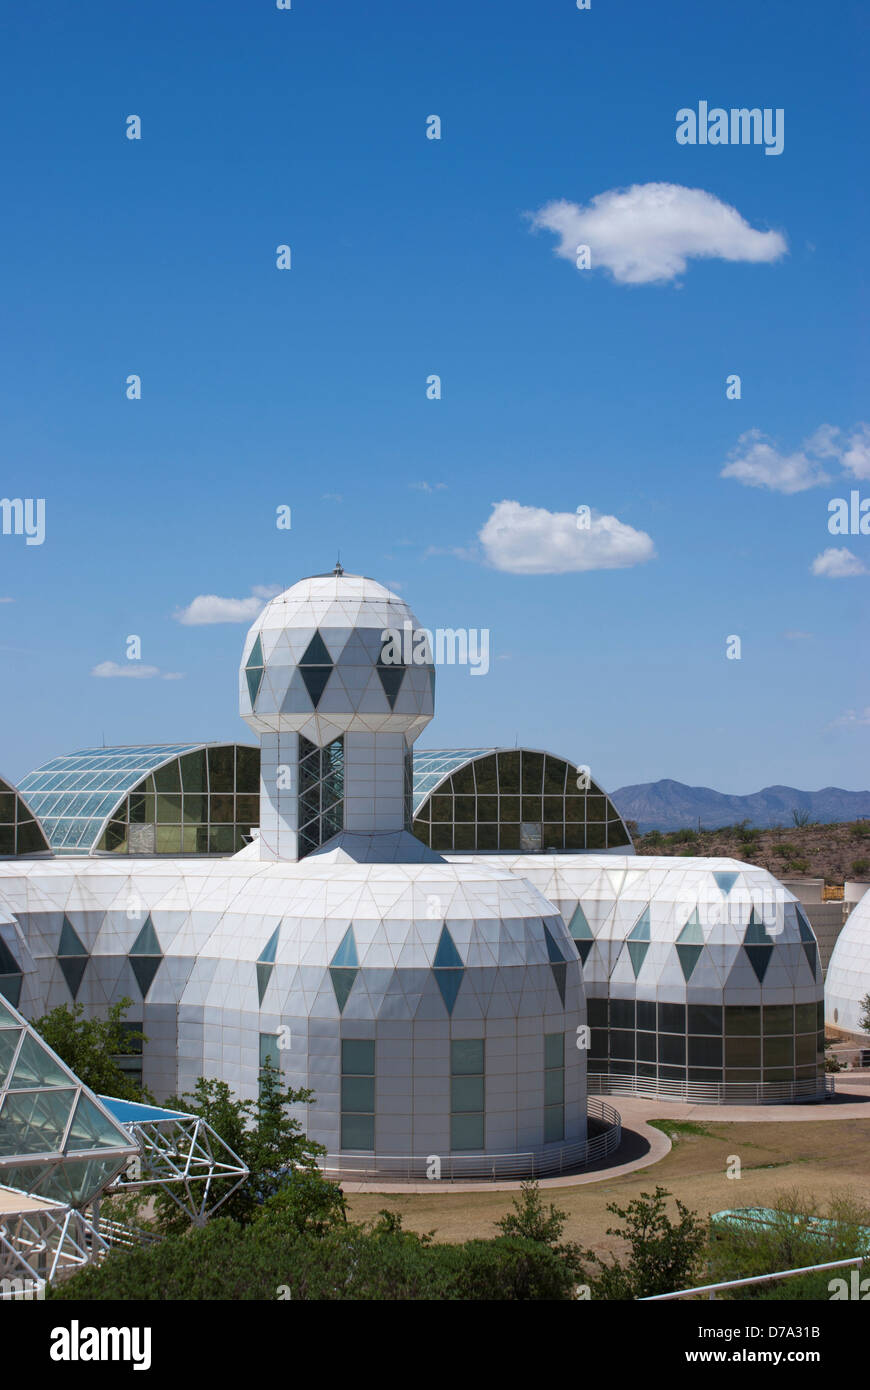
[412,747,633,854]
[412,749,495,812]
[18,744,257,855]
[0,776,50,858]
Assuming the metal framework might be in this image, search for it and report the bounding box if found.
[0,1200,107,1296]
[108,1111,249,1226]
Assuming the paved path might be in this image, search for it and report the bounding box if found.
[341,1078,870,1195]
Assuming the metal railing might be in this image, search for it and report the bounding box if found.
[588,1072,833,1105]
[641,1255,864,1300]
[321,1098,622,1182]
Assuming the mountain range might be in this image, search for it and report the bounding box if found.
[611,780,870,833]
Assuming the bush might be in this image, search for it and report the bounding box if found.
[578,1186,706,1299]
[851,859,869,876]
[50,1214,577,1301]
[32,998,150,1102]
[669,828,697,845]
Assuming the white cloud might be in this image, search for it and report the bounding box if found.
[721,428,831,493]
[91,662,183,680]
[722,422,870,493]
[411,481,447,494]
[810,547,868,578]
[174,585,282,625]
[0,597,13,604]
[529,182,787,286]
[783,630,813,641]
[321,492,343,502]
[831,707,870,728]
[478,499,655,574]
[842,424,870,480]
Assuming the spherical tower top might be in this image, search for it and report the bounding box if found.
[240,571,435,744]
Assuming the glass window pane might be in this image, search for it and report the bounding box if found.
[544,1070,564,1105]
[207,746,235,792]
[725,1036,761,1067]
[764,1036,794,1068]
[451,1039,484,1075]
[610,999,635,1029]
[636,1000,656,1031]
[451,1113,484,1151]
[688,1004,723,1035]
[659,1034,686,1065]
[544,1033,563,1070]
[725,1006,761,1036]
[341,1114,374,1150]
[544,1104,564,1142]
[341,1076,375,1112]
[496,751,520,795]
[763,1005,793,1036]
[341,1039,375,1074]
[452,1076,484,1112]
[688,1035,723,1067]
[658,1003,686,1034]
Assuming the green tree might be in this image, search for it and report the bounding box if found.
[580,1186,706,1299]
[153,1060,325,1232]
[31,998,150,1102]
[496,1180,583,1274]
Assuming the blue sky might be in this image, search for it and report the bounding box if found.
[1,0,867,795]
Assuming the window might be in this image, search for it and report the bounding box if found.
[451,1039,484,1151]
[341,1039,375,1151]
[112,1021,144,1088]
[259,1032,279,1101]
[544,1033,565,1142]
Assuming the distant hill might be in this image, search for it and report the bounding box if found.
[612,779,870,833]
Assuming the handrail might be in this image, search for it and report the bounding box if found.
[588,1072,833,1105]
[641,1255,864,1300]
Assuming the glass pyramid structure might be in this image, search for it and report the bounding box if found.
[0,992,137,1207]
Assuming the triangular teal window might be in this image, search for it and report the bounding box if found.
[245,635,264,706]
[433,926,464,1014]
[542,923,567,1005]
[300,665,332,708]
[626,906,651,977]
[802,941,818,977]
[568,903,594,964]
[129,916,163,998]
[676,945,703,980]
[744,945,773,983]
[743,909,773,945]
[376,657,405,710]
[0,940,20,975]
[330,926,359,969]
[795,908,815,943]
[59,957,88,999]
[256,926,281,1005]
[59,917,87,957]
[329,968,358,1013]
[714,871,739,896]
[300,631,332,666]
[675,910,704,981]
[628,906,650,941]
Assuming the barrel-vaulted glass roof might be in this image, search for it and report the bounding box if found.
[0,776,51,857]
[18,744,258,856]
[411,747,633,854]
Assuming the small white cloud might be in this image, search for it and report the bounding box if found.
[321,492,343,502]
[831,707,870,728]
[721,428,831,493]
[91,662,183,680]
[783,630,813,640]
[174,585,282,625]
[478,499,655,575]
[411,481,447,494]
[811,547,868,578]
[0,597,13,604]
[842,423,870,480]
[529,182,787,286]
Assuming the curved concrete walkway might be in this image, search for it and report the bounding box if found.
[341,1077,870,1195]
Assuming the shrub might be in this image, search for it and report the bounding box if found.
[851,859,869,876]
[31,998,150,1103]
[578,1186,706,1299]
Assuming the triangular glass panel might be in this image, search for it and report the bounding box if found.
[434,968,464,1015]
[677,910,704,945]
[0,1028,20,1085]
[300,631,332,666]
[676,944,703,981]
[130,917,161,957]
[0,975,22,1007]
[628,906,650,941]
[542,923,565,964]
[258,927,280,965]
[300,665,332,708]
[568,903,592,942]
[66,1094,131,1152]
[795,908,815,944]
[59,917,87,957]
[329,967,358,1013]
[743,910,773,946]
[0,939,21,975]
[246,634,263,669]
[714,872,739,896]
[0,1089,77,1157]
[130,954,162,997]
[330,926,359,970]
[627,941,649,977]
[9,1033,71,1089]
[744,944,773,983]
[575,938,593,965]
[376,663,405,710]
[0,996,18,1025]
[433,926,463,969]
[256,961,274,1006]
[59,956,88,1000]
[246,664,263,706]
[802,941,818,977]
